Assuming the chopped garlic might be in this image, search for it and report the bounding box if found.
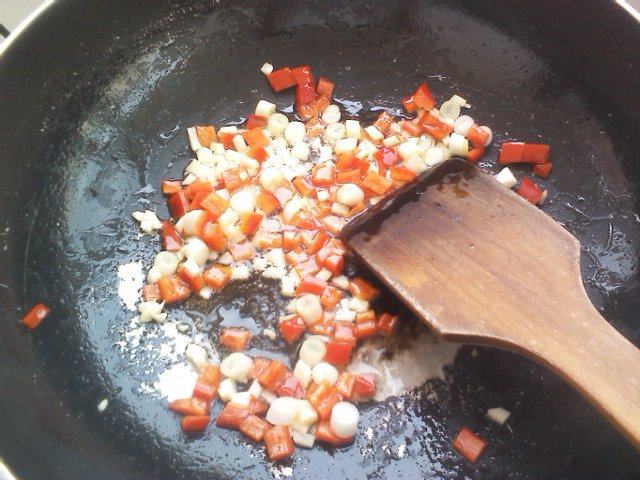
[487,407,511,425]
[132,210,162,235]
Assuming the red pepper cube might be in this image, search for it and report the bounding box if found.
[169,397,210,416]
[181,415,210,433]
[401,95,418,113]
[373,110,394,135]
[278,315,306,344]
[324,340,353,366]
[245,114,266,130]
[219,327,252,351]
[306,380,342,420]
[246,145,268,162]
[466,146,485,164]
[239,415,270,442]
[183,179,213,201]
[378,313,398,336]
[516,176,543,204]
[355,320,378,339]
[389,165,417,182]
[192,379,218,402]
[316,76,334,98]
[523,143,550,164]
[21,303,51,330]
[203,264,232,290]
[335,372,356,400]
[354,374,376,399]
[167,191,190,218]
[291,65,314,86]
[533,162,553,178]
[199,191,229,220]
[255,190,281,215]
[419,111,453,141]
[249,357,272,380]
[229,242,255,262]
[315,420,352,446]
[239,212,263,236]
[216,403,250,430]
[295,276,328,296]
[248,397,268,416]
[222,168,245,192]
[306,231,329,256]
[320,286,342,310]
[200,364,221,388]
[177,265,205,293]
[466,124,490,147]
[218,131,235,150]
[195,125,218,147]
[161,179,182,195]
[157,275,191,304]
[452,427,488,464]
[276,374,305,399]
[267,67,297,92]
[264,425,295,461]
[257,360,289,391]
[201,222,227,252]
[322,254,344,276]
[336,168,362,184]
[412,82,436,110]
[399,119,422,137]
[360,170,392,196]
[296,84,317,106]
[348,277,380,301]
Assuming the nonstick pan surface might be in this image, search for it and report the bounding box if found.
[1,1,640,479]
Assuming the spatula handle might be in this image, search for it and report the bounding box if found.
[538,303,640,449]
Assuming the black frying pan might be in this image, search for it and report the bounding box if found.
[1,1,640,478]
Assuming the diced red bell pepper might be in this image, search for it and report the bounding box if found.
[284,250,308,266]
[336,168,362,184]
[157,275,191,304]
[335,152,356,171]
[255,190,281,215]
[282,231,302,251]
[295,276,328,296]
[216,403,250,430]
[348,277,380,301]
[353,374,376,399]
[533,162,552,178]
[498,142,550,164]
[195,125,218,147]
[192,380,218,402]
[141,283,161,302]
[378,313,398,336]
[161,179,182,195]
[412,82,436,110]
[257,360,289,391]
[218,131,235,150]
[199,364,221,387]
[306,231,329,255]
[306,381,341,420]
[375,146,399,169]
[322,254,344,276]
[240,212,263,235]
[355,320,378,339]
[516,176,543,204]
[219,327,252,351]
[199,192,229,220]
[356,310,376,324]
[466,124,490,147]
[189,190,209,210]
[248,397,268,416]
[373,110,394,135]
[419,111,453,140]
[169,397,209,416]
[246,145,268,162]
[181,415,210,433]
[249,357,272,380]
[242,127,269,148]
[293,176,316,197]
[335,372,356,399]
[276,374,305,399]
[267,67,297,92]
[333,322,356,345]
[291,65,314,86]
[466,146,485,164]
[203,264,232,290]
[222,168,245,191]
[360,170,392,196]
[401,95,418,113]
[264,425,295,461]
[296,84,317,106]
[177,265,205,293]
[316,76,334,98]
[399,119,422,137]
[183,179,213,201]
[239,415,270,442]
[320,286,342,310]
[315,421,352,446]
[305,116,325,136]
[167,191,190,218]
[230,242,255,261]
[201,222,227,252]
[323,341,353,366]
[278,315,306,344]
[245,114,266,130]
[389,165,417,182]
[21,303,50,330]
[453,427,488,464]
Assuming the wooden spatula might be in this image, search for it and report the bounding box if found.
[342,158,640,449]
